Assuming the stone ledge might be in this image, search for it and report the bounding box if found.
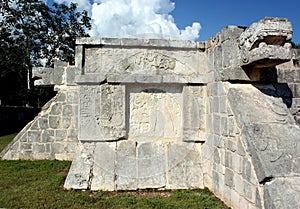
[76,37,203,50]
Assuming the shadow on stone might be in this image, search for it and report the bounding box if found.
[254,83,293,108]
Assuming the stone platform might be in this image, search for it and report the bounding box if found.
[1,17,300,209]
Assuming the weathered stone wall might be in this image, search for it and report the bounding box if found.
[64,39,209,191]
[202,19,300,209]
[277,49,300,125]
[202,81,263,209]
[0,86,79,160]
[64,140,204,191]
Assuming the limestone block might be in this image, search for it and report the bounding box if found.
[50,103,62,115]
[115,141,137,190]
[255,188,262,209]
[67,128,77,140]
[32,67,53,86]
[66,67,81,84]
[214,46,222,72]
[222,39,239,69]
[75,45,83,69]
[225,168,234,187]
[213,148,220,164]
[264,178,300,209]
[53,66,64,84]
[64,143,95,190]
[226,139,237,152]
[65,143,76,153]
[232,153,242,174]
[21,143,32,150]
[52,143,64,154]
[284,70,300,83]
[66,91,78,104]
[107,74,163,84]
[167,143,203,189]
[19,150,33,159]
[28,131,40,143]
[32,61,68,86]
[219,96,227,114]
[213,135,224,148]
[137,142,165,189]
[220,116,228,136]
[84,47,139,74]
[56,92,66,102]
[62,105,73,116]
[237,139,246,157]
[220,26,244,42]
[33,144,45,153]
[61,117,71,129]
[49,116,60,129]
[91,142,116,191]
[38,117,49,129]
[243,181,256,203]
[213,114,221,135]
[225,151,233,169]
[212,170,224,196]
[41,130,54,143]
[78,85,100,140]
[29,120,39,130]
[233,172,244,195]
[19,134,28,142]
[213,162,225,175]
[75,74,106,84]
[182,86,206,142]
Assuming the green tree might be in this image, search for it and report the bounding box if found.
[0,0,91,106]
[292,41,300,49]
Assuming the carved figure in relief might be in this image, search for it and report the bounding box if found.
[120,52,176,73]
[96,84,125,138]
[129,87,182,141]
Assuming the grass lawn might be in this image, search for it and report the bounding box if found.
[0,134,229,209]
[0,133,17,151]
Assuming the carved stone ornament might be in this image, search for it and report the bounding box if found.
[115,52,176,74]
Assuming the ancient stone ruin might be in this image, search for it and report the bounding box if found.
[1,17,300,209]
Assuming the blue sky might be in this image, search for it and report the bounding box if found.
[171,0,300,43]
[49,0,300,43]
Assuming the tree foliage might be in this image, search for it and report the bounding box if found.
[292,41,300,49]
[0,0,91,106]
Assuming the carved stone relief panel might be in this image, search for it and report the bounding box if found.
[183,85,206,142]
[97,84,126,140]
[128,84,183,142]
[84,48,203,77]
[84,48,139,74]
[79,85,99,140]
[116,52,176,75]
[79,84,126,141]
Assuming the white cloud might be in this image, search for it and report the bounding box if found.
[53,0,92,14]
[54,0,201,40]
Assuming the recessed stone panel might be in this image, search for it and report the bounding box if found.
[128,85,183,142]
